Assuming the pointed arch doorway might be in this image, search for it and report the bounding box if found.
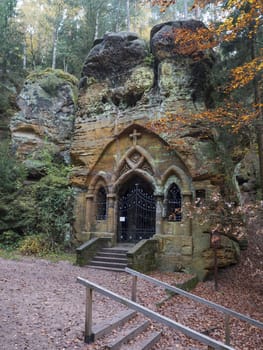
[117,175,156,243]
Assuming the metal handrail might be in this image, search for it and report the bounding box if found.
[77,276,235,350]
[125,267,263,330]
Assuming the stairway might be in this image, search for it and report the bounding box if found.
[87,247,129,272]
[91,309,162,350]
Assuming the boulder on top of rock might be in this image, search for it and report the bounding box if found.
[82,32,148,86]
[150,20,215,109]
[150,20,213,60]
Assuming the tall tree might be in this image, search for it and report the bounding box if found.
[126,0,131,31]
[47,0,67,69]
[0,0,22,74]
[19,0,53,69]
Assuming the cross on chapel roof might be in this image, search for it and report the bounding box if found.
[129,128,141,146]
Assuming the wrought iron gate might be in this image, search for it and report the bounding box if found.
[117,182,156,243]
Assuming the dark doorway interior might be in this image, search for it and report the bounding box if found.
[117,176,156,243]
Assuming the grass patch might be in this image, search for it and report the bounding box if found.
[0,248,22,260]
[0,247,76,264]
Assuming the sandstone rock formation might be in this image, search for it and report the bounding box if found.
[11,21,248,279]
[71,20,219,187]
[10,69,78,162]
[82,32,148,86]
[69,20,243,278]
[150,20,215,110]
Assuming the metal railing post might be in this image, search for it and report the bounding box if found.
[84,287,94,343]
[131,275,137,302]
[224,314,231,345]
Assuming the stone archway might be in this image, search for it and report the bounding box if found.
[117,175,156,243]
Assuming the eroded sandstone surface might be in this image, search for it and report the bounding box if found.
[10,21,257,278]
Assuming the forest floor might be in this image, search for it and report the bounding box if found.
[0,213,262,350]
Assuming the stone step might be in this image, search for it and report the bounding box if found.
[88,260,127,270]
[101,248,129,254]
[105,320,150,350]
[87,246,129,272]
[128,330,162,350]
[92,309,136,341]
[87,265,127,272]
[97,252,128,258]
[92,256,128,263]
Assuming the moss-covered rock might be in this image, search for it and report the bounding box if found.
[10,69,78,161]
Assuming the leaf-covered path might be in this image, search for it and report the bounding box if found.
[0,251,262,350]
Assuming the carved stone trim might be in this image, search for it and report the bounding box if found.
[141,160,154,175]
[129,150,141,163]
[119,161,131,177]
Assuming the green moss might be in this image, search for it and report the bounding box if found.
[26,68,78,104]
[27,68,78,86]
[87,77,98,86]
[144,53,154,67]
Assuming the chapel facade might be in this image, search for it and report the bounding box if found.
[70,21,241,277]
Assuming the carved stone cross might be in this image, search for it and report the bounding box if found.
[129,129,141,146]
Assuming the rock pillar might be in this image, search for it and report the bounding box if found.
[107,194,116,234]
[85,194,94,233]
[182,192,193,236]
[155,195,163,235]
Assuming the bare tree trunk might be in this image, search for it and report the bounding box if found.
[251,34,263,198]
[52,29,58,69]
[29,33,36,69]
[194,5,201,19]
[23,42,27,70]
[116,0,121,32]
[257,120,263,198]
[126,0,130,31]
[254,88,263,199]
[51,5,66,70]
[94,10,99,40]
[183,0,188,19]
[63,57,68,72]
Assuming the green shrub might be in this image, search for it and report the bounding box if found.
[0,145,74,250]
[34,184,74,248]
[0,230,21,248]
[0,142,27,195]
[29,147,74,249]
[18,234,48,256]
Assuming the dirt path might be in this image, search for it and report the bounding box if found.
[0,256,262,350]
[0,257,187,350]
[0,258,87,350]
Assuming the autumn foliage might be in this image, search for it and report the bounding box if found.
[147,0,262,130]
[146,0,263,195]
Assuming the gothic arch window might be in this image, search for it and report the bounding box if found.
[96,187,107,220]
[167,183,182,222]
